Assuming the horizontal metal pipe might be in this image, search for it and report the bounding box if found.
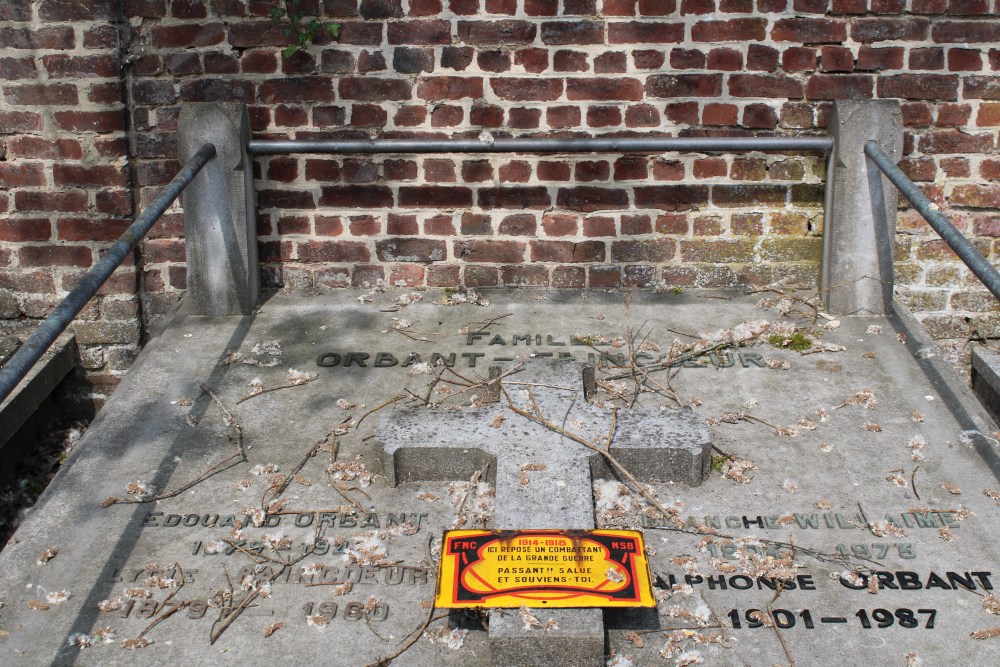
[0,144,217,405]
[865,140,1000,302]
[248,135,833,155]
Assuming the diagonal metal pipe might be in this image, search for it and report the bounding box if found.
[0,144,217,405]
[865,140,1000,302]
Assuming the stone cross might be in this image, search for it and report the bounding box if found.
[377,360,711,667]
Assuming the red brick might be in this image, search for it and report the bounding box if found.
[485,0,517,12]
[297,240,371,263]
[538,161,571,180]
[646,74,722,97]
[608,21,684,43]
[634,185,709,210]
[7,137,82,160]
[602,0,635,13]
[427,264,459,287]
[20,245,91,267]
[0,57,37,80]
[611,239,675,262]
[387,20,450,45]
[553,50,588,72]
[619,214,651,234]
[744,103,778,129]
[0,218,51,242]
[430,105,463,127]
[965,77,1000,99]
[948,48,983,71]
[940,157,970,177]
[179,79,254,102]
[531,240,605,263]
[707,48,742,71]
[261,78,336,104]
[468,103,501,126]
[806,74,873,99]
[694,158,727,178]
[671,48,706,69]
[703,102,738,125]
[457,20,535,44]
[338,77,409,101]
[499,213,536,235]
[681,0,715,12]
[541,21,604,45]
[653,159,685,180]
[595,52,627,74]
[918,130,994,153]
[0,163,48,187]
[339,22,385,46]
[614,156,648,180]
[44,55,119,79]
[772,18,847,43]
[639,0,677,11]
[0,0,32,20]
[441,46,473,71]
[39,0,115,20]
[490,78,563,101]
[747,44,779,71]
[820,46,854,72]
[0,111,41,133]
[692,18,766,41]
[566,77,642,101]
[3,84,78,106]
[399,186,472,208]
[479,187,549,208]
[54,164,126,188]
[952,184,1000,208]
[478,50,512,72]
[556,187,628,212]
[937,103,971,126]
[457,212,490,235]
[902,102,933,126]
[851,17,928,43]
[541,213,578,236]
[622,265,657,287]
[151,23,224,48]
[56,217,130,242]
[571,160,606,182]
[633,49,666,69]
[909,48,944,70]
[455,240,525,263]
[623,104,658,127]
[664,102,699,125]
[796,0,830,9]
[0,26,74,50]
[416,76,483,100]
[877,74,958,100]
[782,47,817,71]
[551,266,585,288]
[857,46,904,71]
[525,0,560,13]
[499,161,531,183]
[978,103,1000,126]
[729,74,804,97]
[375,238,446,262]
[514,48,548,73]
[259,189,316,209]
[385,214,417,236]
[932,21,1000,43]
[584,106,619,127]
[358,0,403,17]
[547,105,581,128]
[501,265,548,286]
[425,159,456,182]
[320,185,394,207]
[589,265,621,288]
[583,216,615,237]
[508,107,541,128]
[132,80,177,105]
[912,0,947,10]
[14,191,87,213]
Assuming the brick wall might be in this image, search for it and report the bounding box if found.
[0,0,135,405]
[2,0,1000,399]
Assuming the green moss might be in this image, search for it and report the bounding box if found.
[710,455,728,474]
[768,331,813,352]
[670,287,684,295]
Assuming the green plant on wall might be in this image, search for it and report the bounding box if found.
[270,0,341,58]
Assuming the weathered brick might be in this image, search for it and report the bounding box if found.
[805,74,873,99]
[747,44,780,71]
[680,239,756,262]
[857,46,904,71]
[478,187,550,208]
[771,17,847,43]
[877,74,958,100]
[53,164,126,188]
[257,77,335,102]
[744,103,778,129]
[820,45,854,72]
[14,191,87,212]
[729,74,804,97]
[417,76,483,100]
[948,48,983,71]
[44,55,119,79]
[6,137,82,160]
[965,77,1000,100]
[541,212,579,236]
[693,158,726,178]
[952,184,1000,208]
[56,217,131,242]
[478,50,511,72]
[0,0,31,20]
[712,184,787,206]
[296,240,371,263]
[454,239,526,263]
[457,20,536,44]
[908,48,944,70]
[501,265,548,286]
[399,186,473,208]
[0,26,74,50]
[387,20,451,45]
[490,78,563,101]
[152,23,225,48]
[553,50,588,72]
[556,187,629,211]
[359,0,402,18]
[760,238,822,262]
[918,130,994,153]
[179,79,254,102]
[692,18,767,42]
[20,245,92,267]
[509,107,541,128]
[566,77,642,101]
[634,185,708,210]
[932,21,1000,43]
[0,57,37,80]
[671,48,706,69]
[708,48,743,71]
[851,17,928,43]
[0,218,51,242]
[611,239,675,262]
[541,21,604,45]
[375,238,446,262]
[39,0,115,20]
[531,240,605,263]
[0,111,42,133]
[320,185,394,207]
[703,102,739,125]
[499,213,536,235]
[4,84,78,106]
[608,21,684,43]
[646,74,723,97]
[258,189,316,209]
[594,52,627,74]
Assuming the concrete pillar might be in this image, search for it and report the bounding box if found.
[821,100,902,316]
[178,103,258,316]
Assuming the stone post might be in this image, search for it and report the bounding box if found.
[821,100,902,316]
[177,103,258,316]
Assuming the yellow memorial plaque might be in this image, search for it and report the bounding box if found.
[435,529,656,608]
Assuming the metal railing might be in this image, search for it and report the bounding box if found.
[0,144,217,405]
[865,141,1000,301]
[247,135,834,155]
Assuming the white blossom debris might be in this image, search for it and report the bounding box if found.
[607,653,636,667]
[395,292,423,308]
[819,442,833,452]
[336,399,356,410]
[424,627,468,650]
[784,479,799,493]
[836,389,876,410]
[250,463,279,476]
[36,547,58,566]
[886,473,907,488]
[391,318,412,331]
[519,606,542,630]
[983,594,1000,615]
[121,638,150,649]
[417,492,440,502]
[252,340,283,356]
[98,598,124,612]
[409,362,433,375]
[329,461,373,488]
[907,435,926,461]
[46,590,71,605]
[124,481,155,500]
[906,652,923,667]
[866,325,883,335]
[437,289,489,307]
[764,357,791,370]
[307,614,330,629]
[287,368,318,385]
[606,567,625,583]
[863,423,883,432]
[674,650,705,666]
[912,410,924,422]
[721,458,756,484]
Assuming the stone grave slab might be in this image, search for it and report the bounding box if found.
[0,288,999,666]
